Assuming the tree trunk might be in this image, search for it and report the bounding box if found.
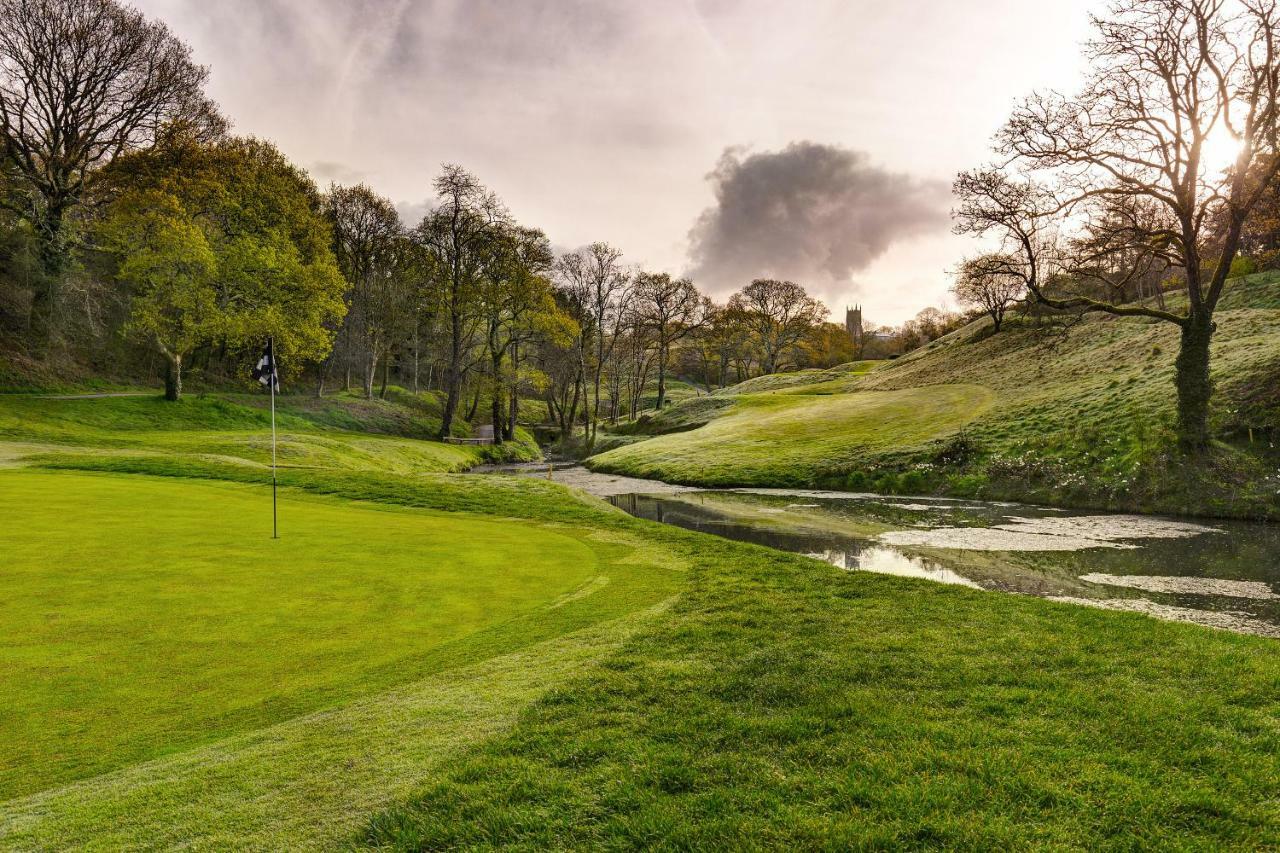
[465,386,481,422]
[315,350,334,398]
[412,328,421,393]
[363,350,377,400]
[1174,314,1214,452]
[29,207,68,352]
[491,395,505,446]
[656,341,669,409]
[379,352,391,399]
[490,347,505,446]
[439,310,463,439]
[506,344,520,441]
[163,353,182,402]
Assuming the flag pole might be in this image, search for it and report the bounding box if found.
[270,335,278,540]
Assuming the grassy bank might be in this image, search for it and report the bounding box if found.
[590,274,1280,518]
[0,390,540,473]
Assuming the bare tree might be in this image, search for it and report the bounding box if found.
[958,0,1280,450]
[728,278,828,374]
[415,165,506,439]
[633,271,708,409]
[0,0,222,345]
[555,242,631,444]
[951,254,1027,332]
[322,184,405,399]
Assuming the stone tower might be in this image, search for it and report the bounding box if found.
[845,305,864,346]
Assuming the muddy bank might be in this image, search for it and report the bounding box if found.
[473,462,698,498]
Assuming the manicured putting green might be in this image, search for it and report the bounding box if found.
[592,384,994,486]
[0,470,598,799]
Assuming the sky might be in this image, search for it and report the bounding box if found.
[132,0,1106,325]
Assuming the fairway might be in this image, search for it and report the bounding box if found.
[0,470,608,799]
[591,384,994,486]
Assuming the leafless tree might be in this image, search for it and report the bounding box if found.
[958,0,1280,450]
[556,242,632,444]
[0,0,222,345]
[415,165,506,438]
[951,254,1027,332]
[633,271,708,409]
[728,278,828,374]
[322,184,406,399]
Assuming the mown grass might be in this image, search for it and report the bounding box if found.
[357,511,1280,850]
[0,466,685,847]
[0,470,663,799]
[2,372,1279,848]
[591,274,1280,517]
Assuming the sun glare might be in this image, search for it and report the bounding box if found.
[1200,125,1245,174]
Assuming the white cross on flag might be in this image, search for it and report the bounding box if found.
[251,339,279,392]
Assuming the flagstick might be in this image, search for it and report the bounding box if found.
[270,336,278,540]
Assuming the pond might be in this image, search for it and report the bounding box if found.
[475,464,1280,638]
[606,488,1280,639]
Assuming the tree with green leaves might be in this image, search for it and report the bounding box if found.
[98,134,345,399]
[415,165,506,439]
[479,224,554,443]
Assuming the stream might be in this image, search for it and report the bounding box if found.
[480,464,1280,638]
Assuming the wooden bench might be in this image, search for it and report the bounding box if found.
[444,425,495,446]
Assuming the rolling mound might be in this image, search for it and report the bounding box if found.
[590,273,1280,517]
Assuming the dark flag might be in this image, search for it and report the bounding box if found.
[251,339,280,392]
[252,337,280,539]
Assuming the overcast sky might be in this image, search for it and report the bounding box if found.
[132,0,1105,324]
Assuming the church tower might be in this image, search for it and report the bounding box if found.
[845,305,863,346]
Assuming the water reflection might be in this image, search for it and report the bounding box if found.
[810,545,981,588]
[608,490,1280,638]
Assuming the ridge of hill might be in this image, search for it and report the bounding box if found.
[589,272,1280,519]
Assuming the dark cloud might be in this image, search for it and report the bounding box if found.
[687,142,950,296]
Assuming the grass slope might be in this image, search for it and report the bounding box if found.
[591,273,1280,517]
[0,392,538,474]
[593,384,993,487]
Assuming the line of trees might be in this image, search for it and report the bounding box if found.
[0,0,870,447]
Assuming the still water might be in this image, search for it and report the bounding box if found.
[608,489,1280,638]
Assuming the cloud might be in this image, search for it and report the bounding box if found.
[395,199,431,230]
[310,160,368,185]
[687,142,950,299]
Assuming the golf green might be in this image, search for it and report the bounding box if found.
[0,470,601,799]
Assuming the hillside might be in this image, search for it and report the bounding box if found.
[589,272,1280,519]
